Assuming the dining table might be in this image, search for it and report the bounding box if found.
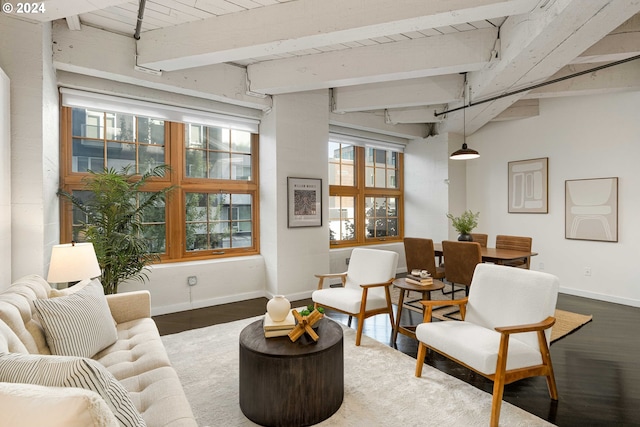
[433,242,538,265]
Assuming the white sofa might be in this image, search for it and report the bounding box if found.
[0,274,197,427]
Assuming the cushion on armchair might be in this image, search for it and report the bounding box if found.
[0,352,146,427]
[33,279,118,358]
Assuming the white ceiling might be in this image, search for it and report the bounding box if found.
[21,0,640,137]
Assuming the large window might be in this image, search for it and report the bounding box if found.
[328,138,403,246]
[60,106,259,262]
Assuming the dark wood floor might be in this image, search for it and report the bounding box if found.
[154,292,640,426]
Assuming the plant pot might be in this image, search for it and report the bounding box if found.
[458,233,473,242]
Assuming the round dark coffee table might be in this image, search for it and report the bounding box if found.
[239,317,344,427]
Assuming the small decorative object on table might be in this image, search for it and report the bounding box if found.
[263,309,296,338]
[266,295,291,322]
[288,305,325,342]
[406,270,434,286]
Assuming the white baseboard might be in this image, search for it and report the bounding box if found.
[152,280,640,317]
[559,286,640,308]
[151,290,266,316]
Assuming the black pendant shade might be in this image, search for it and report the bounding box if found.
[450,143,480,160]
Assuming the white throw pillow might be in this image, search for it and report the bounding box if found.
[0,352,146,427]
[0,382,119,427]
[0,353,146,427]
[34,279,118,358]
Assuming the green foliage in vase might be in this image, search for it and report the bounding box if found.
[446,210,480,235]
[57,165,176,294]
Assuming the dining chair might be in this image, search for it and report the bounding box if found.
[414,263,559,427]
[403,237,445,280]
[469,233,488,247]
[441,240,482,299]
[495,234,532,269]
[312,247,399,346]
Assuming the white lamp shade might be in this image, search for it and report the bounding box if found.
[47,242,102,283]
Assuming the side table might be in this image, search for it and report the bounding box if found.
[392,277,445,345]
[239,318,344,427]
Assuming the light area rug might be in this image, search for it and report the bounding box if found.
[162,316,554,427]
[391,286,593,342]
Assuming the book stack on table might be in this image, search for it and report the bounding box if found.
[263,310,296,337]
[405,274,434,286]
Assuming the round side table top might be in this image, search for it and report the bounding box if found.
[393,277,445,293]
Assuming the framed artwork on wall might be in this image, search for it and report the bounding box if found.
[508,157,549,213]
[287,177,322,228]
[565,177,618,242]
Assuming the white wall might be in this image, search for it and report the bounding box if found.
[404,133,450,242]
[119,256,267,315]
[261,91,331,300]
[0,16,59,281]
[0,67,10,288]
[466,91,640,307]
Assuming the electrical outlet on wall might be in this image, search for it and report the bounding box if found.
[345,257,350,266]
[584,267,592,277]
[187,276,198,286]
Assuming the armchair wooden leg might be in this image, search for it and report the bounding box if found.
[490,379,505,427]
[384,286,395,330]
[355,313,365,346]
[538,331,559,400]
[415,343,427,377]
[491,334,510,427]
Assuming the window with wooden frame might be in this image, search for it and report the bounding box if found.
[328,136,403,247]
[59,104,259,263]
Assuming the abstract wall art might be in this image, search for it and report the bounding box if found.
[508,157,548,213]
[565,177,618,242]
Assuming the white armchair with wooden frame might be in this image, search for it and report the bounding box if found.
[414,263,559,427]
[312,247,399,346]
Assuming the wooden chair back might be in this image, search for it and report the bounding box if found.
[495,235,532,269]
[442,240,482,287]
[469,233,488,247]
[403,237,445,279]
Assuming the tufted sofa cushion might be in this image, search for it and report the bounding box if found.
[0,275,51,354]
[94,317,196,426]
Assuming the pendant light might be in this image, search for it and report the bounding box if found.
[450,75,480,160]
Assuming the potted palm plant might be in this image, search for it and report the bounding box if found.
[57,165,175,294]
[446,210,480,241]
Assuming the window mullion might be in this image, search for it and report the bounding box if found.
[355,146,367,244]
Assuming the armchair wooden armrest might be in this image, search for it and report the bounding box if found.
[359,278,394,289]
[419,297,469,323]
[314,272,347,290]
[494,316,556,335]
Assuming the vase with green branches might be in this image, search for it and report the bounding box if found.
[57,165,176,294]
[446,210,480,241]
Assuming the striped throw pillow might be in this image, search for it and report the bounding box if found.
[34,279,118,358]
[0,352,146,427]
